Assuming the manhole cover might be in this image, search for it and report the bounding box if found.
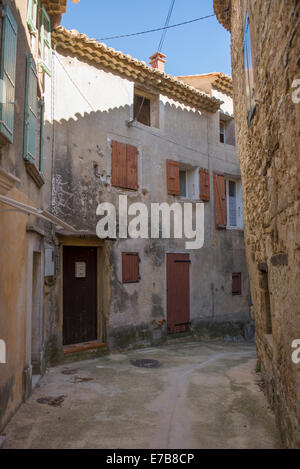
[130,359,162,368]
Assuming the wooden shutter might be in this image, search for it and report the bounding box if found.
[167,160,180,195]
[126,144,139,190]
[199,168,210,201]
[40,6,51,76]
[213,173,227,228]
[24,55,38,163]
[39,97,45,173]
[232,273,242,295]
[0,4,18,143]
[122,252,139,283]
[111,140,127,188]
[27,0,38,34]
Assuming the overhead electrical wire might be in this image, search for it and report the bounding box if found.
[157,0,176,52]
[95,13,216,42]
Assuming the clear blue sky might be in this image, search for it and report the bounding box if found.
[61,0,231,77]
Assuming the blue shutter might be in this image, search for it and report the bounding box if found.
[0,4,18,143]
[24,55,38,162]
[39,97,45,173]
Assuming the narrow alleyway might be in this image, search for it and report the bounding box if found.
[2,342,281,449]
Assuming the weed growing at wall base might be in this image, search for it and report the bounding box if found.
[96,195,204,250]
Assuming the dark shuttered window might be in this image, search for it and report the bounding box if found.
[232,273,242,296]
[122,253,140,283]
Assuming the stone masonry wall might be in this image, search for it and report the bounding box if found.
[230,0,300,448]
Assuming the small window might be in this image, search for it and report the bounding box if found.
[232,273,242,295]
[228,181,237,227]
[179,170,187,197]
[220,121,225,143]
[122,253,140,283]
[134,94,151,126]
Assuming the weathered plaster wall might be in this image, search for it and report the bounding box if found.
[45,52,251,353]
[230,0,300,448]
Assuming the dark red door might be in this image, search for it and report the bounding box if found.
[63,246,97,345]
[167,253,190,334]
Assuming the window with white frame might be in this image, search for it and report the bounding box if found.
[178,165,198,200]
[226,179,244,229]
[40,6,52,76]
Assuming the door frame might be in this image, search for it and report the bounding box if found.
[165,252,191,334]
[58,236,106,345]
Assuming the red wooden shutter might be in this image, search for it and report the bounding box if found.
[232,273,242,295]
[167,160,180,195]
[199,168,210,201]
[126,144,139,190]
[111,141,127,188]
[122,253,139,283]
[213,173,227,228]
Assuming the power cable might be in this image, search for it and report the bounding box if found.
[95,13,216,42]
[157,0,176,52]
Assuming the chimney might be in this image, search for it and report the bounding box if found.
[149,52,166,73]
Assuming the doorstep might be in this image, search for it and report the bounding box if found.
[63,341,107,355]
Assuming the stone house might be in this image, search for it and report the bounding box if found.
[42,25,252,359]
[0,0,70,433]
[214,0,300,448]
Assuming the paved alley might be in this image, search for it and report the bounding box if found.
[2,341,282,449]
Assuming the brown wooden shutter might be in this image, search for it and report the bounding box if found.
[122,253,139,283]
[213,173,227,228]
[111,141,127,188]
[167,160,180,195]
[126,144,139,190]
[199,168,210,201]
[232,273,242,295]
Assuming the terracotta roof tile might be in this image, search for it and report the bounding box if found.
[52,26,222,113]
[213,0,231,32]
[43,0,67,15]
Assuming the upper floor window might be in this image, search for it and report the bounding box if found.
[40,6,52,76]
[213,174,244,230]
[133,88,159,128]
[243,13,255,123]
[219,114,236,145]
[111,140,139,191]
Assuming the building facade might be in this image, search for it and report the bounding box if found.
[42,26,252,360]
[0,0,69,433]
[214,0,300,448]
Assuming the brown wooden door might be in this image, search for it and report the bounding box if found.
[63,246,97,345]
[167,253,190,334]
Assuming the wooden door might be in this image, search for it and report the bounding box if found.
[167,253,190,334]
[63,246,97,345]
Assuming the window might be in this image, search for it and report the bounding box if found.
[0,4,18,144]
[167,161,199,199]
[27,0,38,34]
[226,179,244,229]
[111,140,139,190]
[133,88,159,127]
[179,170,187,197]
[134,94,150,126]
[220,121,225,143]
[244,13,255,123]
[232,273,242,295]
[219,115,236,145]
[122,253,140,283]
[40,6,51,76]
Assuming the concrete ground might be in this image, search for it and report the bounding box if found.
[2,341,282,449]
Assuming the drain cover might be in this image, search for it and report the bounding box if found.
[130,359,162,368]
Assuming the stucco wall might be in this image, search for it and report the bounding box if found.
[45,52,251,352]
[229,0,300,448]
